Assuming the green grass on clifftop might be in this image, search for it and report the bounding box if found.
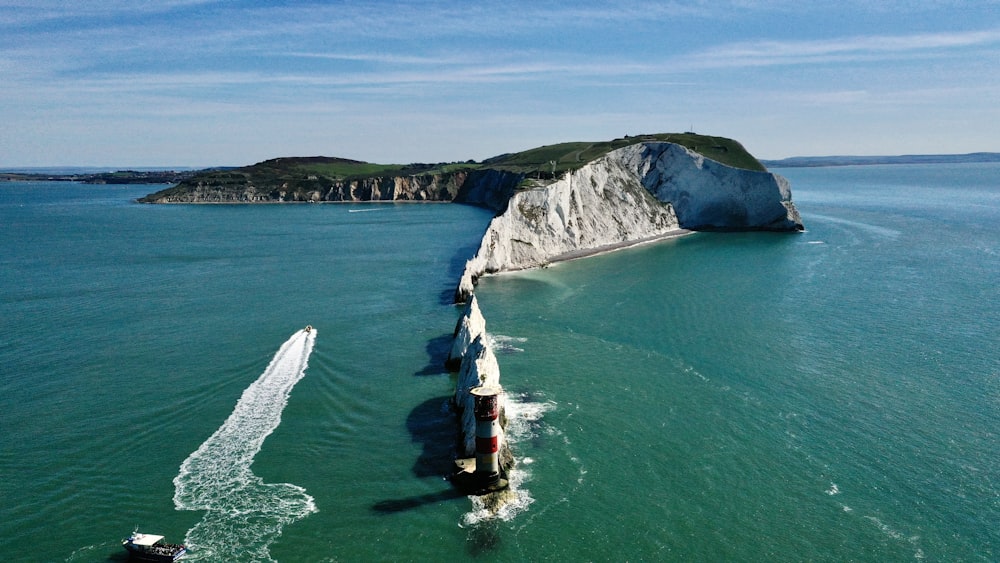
[484,133,766,174]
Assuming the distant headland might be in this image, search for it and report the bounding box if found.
[0,168,210,184]
[438,133,803,508]
[131,133,766,204]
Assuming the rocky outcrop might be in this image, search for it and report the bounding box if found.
[455,141,802,302]
[454,336,505,458]
[447,294,487,370]
[450,296,512,469]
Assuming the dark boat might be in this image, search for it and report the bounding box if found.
[122,530,186,562]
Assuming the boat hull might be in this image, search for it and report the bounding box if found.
[122,541,186,562]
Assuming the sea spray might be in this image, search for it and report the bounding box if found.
[487,333,528,354]
[462,393,555,526]
[173,328,317,561]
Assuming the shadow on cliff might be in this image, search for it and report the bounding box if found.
[438,240,481,305]
[371,394,464,514]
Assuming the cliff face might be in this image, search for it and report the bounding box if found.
[627,142,802,231]
[323,172,465,202]
[142,172,472,203]
[455,141,802,302]
[140,167,529,206]
[452,169,524,212]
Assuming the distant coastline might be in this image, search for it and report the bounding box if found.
[0,168,206,184]
[762,152,1000,168]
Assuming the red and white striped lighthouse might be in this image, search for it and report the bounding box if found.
[471,385,502,486]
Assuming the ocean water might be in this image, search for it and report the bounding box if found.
[0,163,997,561]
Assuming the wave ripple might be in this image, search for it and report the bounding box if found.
[173,328,317,561]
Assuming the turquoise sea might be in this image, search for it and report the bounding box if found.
[1,163,997,561]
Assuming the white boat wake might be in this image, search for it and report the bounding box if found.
[173,328,317,562]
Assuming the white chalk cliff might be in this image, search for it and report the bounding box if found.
[628,142,801,231]
[455,142,802,302]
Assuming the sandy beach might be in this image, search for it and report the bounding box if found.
[545,228,693,265]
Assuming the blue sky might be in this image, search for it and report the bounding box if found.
[2,1,998,166]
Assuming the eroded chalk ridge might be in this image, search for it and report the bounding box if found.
[173,328,317,562]
[451,295,554,522]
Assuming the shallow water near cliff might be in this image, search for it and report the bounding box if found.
[1,163,997,561]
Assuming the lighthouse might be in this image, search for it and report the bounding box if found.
[472,385,502,486]
[452,385,508,494]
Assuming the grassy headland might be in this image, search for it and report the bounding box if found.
[138,133,765,203]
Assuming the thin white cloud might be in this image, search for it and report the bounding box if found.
[0,0,220,18]
[710,82,1000,112]
[689,28,1000,68]
[225,1,714,37]
[777,89,872,106]
[2,50,659,99]
[3,1,999,165]
[284,52,473,66]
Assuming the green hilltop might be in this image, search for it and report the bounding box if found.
[482,132,765,174]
